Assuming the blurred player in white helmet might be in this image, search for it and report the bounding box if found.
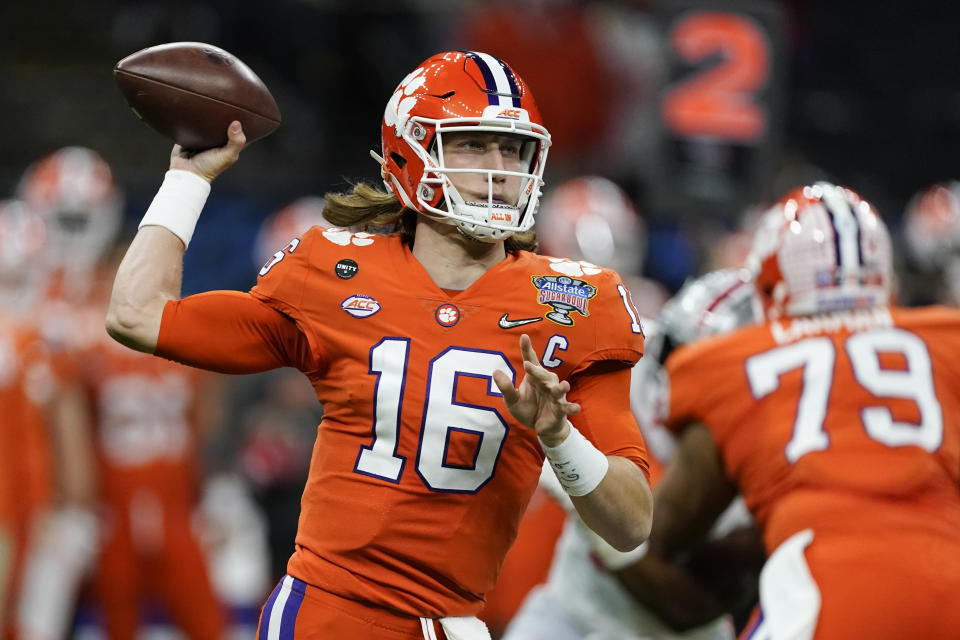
[17,146,123,304]
[504,268,761,640]
[252,195,332,271]
[536,175,668,317]
[902,181,960,305]
[0,199,49,315]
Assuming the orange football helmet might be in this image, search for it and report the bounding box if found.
[536,176,646,276]
[748,182,893,319]
[377,51,551,241]
[17,146,122,271]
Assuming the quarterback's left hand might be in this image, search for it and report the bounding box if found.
[493,334,581,447]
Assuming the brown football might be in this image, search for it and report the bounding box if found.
[114,42,281,150]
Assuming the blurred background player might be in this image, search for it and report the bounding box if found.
[902,181,960,306]
[13,147,229,640]
[536,176,667,317]
[634,183,960,638]
[76,325,227,640]
[503,268,762,640]
[0,199,60,638]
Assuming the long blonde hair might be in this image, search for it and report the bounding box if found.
[323,182,538,253]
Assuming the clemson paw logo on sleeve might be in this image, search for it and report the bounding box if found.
[321,228,375,247]
[547,258,603,277]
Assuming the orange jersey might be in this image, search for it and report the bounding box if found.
[0,316,56,527]
[159,227,647,617]
[80,332,222,640]
[666,306,960,553]
[80,333,208,508]
[0,314,56,632]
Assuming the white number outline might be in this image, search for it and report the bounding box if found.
[746,337,834,463]
[355,340,516,493]
[354,337,411,483]
[258,237,301,277]
[847,329,943,451]
[617,284,644,335]
[746,329,944,463]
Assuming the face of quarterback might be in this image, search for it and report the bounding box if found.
[440,132,526,208]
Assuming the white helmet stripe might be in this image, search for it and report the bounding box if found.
[471,51,516,107]
[819,183,862,279]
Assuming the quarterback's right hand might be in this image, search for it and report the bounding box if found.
[169,120,247,183]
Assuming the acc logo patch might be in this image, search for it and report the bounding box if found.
[341,294,381,318]
[435,303,460,327]
[532,275,598,326]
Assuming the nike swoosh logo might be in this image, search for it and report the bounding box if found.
[498,313,543,329]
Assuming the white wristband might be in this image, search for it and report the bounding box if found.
[540,423,609,497]
[138,170,211,249]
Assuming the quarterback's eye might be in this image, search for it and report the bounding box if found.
[499,141,523,158]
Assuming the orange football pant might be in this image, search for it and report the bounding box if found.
[257,576,450,640]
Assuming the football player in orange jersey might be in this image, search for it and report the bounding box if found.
[105,50,654,639]
[629,183,960,639]
[902,181,960,306]
[0,199,60,638]
[13,147,227,640]
[79,331,227,640]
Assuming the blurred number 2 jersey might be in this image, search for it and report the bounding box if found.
[666,306,960,634]
[248,227,647,617]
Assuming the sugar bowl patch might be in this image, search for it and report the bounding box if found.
[532,275,597,326]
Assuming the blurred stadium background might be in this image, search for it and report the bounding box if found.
[3,0,959,293]
[2,0,959,638]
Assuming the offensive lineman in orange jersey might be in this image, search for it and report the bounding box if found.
[80,331,225,640]
[105,51,653,639]
[637,183,960,639]
[12,147,226,640]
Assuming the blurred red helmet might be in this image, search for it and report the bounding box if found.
[17,146,122,270]
[252,196,331,268]
[903,181,960,270]
[536,176,646,276]
[377,51,551,242]
[748,182,893,319]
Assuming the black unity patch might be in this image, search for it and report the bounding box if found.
[335,259,359,279]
